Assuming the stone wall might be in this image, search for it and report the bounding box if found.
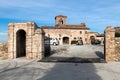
[104,26,120,62]
[0,43,8,60]
[115,38,120,61]
[104,27,116,62]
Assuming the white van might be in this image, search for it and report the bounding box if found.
[50,38,59,45]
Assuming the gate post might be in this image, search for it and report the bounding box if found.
[8,23,14,59]
[104,26,116,62]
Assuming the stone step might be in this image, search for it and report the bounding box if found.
[39,57,106,63]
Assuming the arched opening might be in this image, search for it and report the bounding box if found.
[63,37,69,44]
[16,30,26,58]
[59,19,63,24]
[115,32,120,37]
[90,36,95,45]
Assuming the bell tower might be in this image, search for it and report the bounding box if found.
[55,15,67,25]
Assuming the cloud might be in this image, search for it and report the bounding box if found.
[0,0,120,34]
[0,0,54,8]
[0,32,7,42]
[0,32,7,35]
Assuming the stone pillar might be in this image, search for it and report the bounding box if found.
[32,29,45,60]
[26,22,34,59]
[104,26,116,62]
[8,23,14,59]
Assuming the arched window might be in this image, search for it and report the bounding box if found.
[74,37,76,40]
[85,31,87,34]
[59,19,63,24]
[80,37,82,39]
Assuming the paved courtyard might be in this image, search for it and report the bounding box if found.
[0,45,119,80]
[0,58,120,80]
[50,45,104,58]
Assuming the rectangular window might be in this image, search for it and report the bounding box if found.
[80,31,82,34]
[85,38,87,41]
[85,31,87,34]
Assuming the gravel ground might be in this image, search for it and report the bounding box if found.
[50,45,104,58]
[0,58,120,80]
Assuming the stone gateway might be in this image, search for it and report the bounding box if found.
[8,15,120,62]
[8,22,45,60]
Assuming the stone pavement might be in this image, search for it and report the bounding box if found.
[0,58,120,80]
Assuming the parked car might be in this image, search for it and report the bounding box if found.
[50,38,59,45]
[94,40,101,45]
[76,39,83,45]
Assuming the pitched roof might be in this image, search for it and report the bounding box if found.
[41,24,90,30]
[96,34,104,37]
[55,15,67,19]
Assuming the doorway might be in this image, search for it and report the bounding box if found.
[16,30,26,58]
[63,37,69,44]
[90,36,95,44]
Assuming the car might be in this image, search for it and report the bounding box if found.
[50,38,59,45]
[94,40,101,45]
[76,39,83,45]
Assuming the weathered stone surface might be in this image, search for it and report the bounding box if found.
[104,26,116,62]
[8,22,47,60]
[42,15,104,45]
[115,38,120,61]
[0,43,8,60]
[104,26,120,62]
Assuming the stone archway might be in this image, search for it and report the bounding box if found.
[8,22,46,60]
[16,30,26,58]
[63,37,69,44]
[90,36,95,44]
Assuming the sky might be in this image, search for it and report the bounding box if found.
[0,0,120,42]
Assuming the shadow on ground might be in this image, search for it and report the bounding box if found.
[0,60,102,80]
[95,51,104,59]
[37,63,102,80]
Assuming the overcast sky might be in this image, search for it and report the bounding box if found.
[0,0,120,42]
